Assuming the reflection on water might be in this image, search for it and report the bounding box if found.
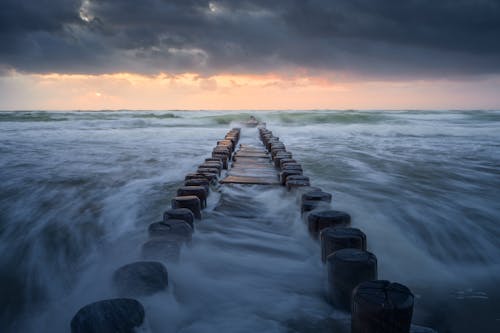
[0,110,499,332]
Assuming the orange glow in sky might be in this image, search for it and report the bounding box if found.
[1,71,499,110]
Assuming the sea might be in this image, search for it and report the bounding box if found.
[0,110,499,332]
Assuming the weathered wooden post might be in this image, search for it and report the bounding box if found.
[327,248,378,310]
[184,178,210,193]
[307,210,351,238]
[163,208,195,228]
[320,227,367,263]
[177,186,208,208]
[148,219,193,242]
[171,195,201,219]
[352,280,414,333]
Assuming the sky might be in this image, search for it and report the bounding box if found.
[1,0,499,110]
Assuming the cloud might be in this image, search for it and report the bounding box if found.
[0,0,499,78]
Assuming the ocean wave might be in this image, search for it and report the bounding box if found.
[131,112,180,119]
[0,112,68,122]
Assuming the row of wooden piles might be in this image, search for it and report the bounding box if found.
[69,129,241,333]
[258,126,437,333]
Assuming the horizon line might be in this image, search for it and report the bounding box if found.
[1,108,499,112]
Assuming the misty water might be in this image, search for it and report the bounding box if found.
[0,110,499,332]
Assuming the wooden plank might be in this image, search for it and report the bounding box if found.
[230,163,271,169]
[220,175,280,185]
[234,153,270,158]
[229,168,278,177]
[232,157,270,163]
[220,142,281,186]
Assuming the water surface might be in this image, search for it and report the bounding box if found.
[0,110,499,332]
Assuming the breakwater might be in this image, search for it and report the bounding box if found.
[70,123,437,333]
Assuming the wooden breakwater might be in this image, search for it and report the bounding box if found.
[70,123,437,333]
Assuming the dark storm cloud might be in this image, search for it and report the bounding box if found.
[0,0,499,78]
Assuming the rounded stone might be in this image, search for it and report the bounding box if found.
[307,210,351,238]
[112,261,168,296]
[148,219,193,242]
[352,280,414,333]
[70,298,145,333]
[163,208,195,228]
[327,248,378,310]
[320,227,367,263]
[171,195,202,219]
